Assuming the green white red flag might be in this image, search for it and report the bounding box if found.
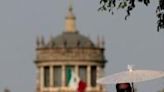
[66,66,87,92]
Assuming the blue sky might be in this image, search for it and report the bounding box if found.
[0,0,163,92]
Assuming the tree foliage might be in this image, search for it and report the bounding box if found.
[98,0,164,32]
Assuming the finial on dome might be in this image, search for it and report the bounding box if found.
[96,35,100,47]
[36,35,40,48]
[101,36,105,48]
[65,0,77,32]
[68,0,73,11]
[41,35,45,47]
[36,35,45,48]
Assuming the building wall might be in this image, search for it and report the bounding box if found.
[35,48,106,92]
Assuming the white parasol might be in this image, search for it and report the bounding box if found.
[97,65,164,84]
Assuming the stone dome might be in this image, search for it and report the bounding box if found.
[44,5,95,48]
[51,32,94,48]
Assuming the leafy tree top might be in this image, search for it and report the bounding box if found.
[98,0,164,32]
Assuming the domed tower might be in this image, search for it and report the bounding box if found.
[35,3,107,92]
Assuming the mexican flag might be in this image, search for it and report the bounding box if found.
[66,66,87,92]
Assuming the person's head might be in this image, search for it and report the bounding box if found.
[116,83,132,92]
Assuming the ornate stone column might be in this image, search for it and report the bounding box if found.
[75,65,78,76]
[36,67,40,92]
[50,66,53,90]
[96,66,100,89]
[87,65,91,87]
[40,66,44,91]
[62,65,65,87]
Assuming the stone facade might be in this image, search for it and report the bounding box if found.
[35,48,106,92]
[36,48,105,63]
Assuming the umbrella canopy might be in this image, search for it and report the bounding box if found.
[97,66,164,84]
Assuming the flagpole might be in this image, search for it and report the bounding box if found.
[69,0,73,8]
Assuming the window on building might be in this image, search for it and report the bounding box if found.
[53,66,62,87]
[79,66,87,82]
[91,66,97,87]
[65,65,75,86]
[44,66,50,87]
